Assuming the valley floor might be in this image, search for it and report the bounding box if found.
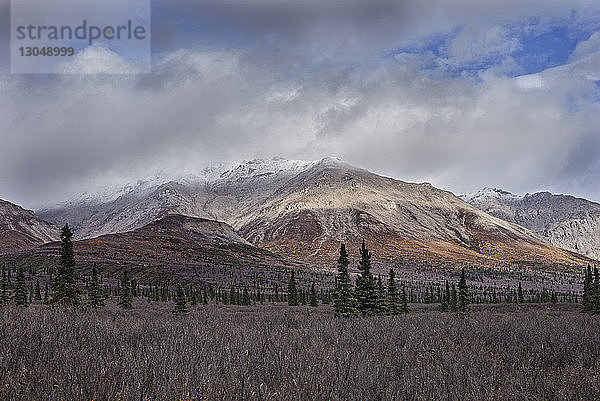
[1,303,599,400]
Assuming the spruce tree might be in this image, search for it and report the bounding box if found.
[386,268,400,315]
[173,284,189,314]
[456,268,470,315]
[593,267,600,315]
[355,240,377,316]
[287,270,299,306]
[309,282,318,307]
[52,224,81,307]
[450,283,458,312]
[333,244,358,317]
[518,282,525,304]
[43,282,49,305]
[13,265,29,307]
[375,276,387,315]
[242,287,251,306]
[229,284,238,305]
[582,266,592,312]
[440,280,450,312]
[118,277,133,309]
[88,264,105,309]
[400,284,409,314]
[0,265,10,305]
[190,288,198,306]
[34,279,42,301]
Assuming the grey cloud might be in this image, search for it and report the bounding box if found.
[2,1,600,208]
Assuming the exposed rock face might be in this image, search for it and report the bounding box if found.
[0,199,59,253]
[460,188,600,260]
[38,159,590,268]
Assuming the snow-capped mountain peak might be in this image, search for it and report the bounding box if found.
[216,157,314,183]
[459,187,522,203]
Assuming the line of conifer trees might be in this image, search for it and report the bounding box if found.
[439,269,470,315]
[2,225,596,316]
[332,241,408,317]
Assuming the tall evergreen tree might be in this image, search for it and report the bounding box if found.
[13,265,29,307]
[190,288,198,306]
[229,284,238,305]
[43,282,49,305]
[456,269,470,315]
[450,283,458,312]
[273,283,280,303]
[517,282,525,304]
[287,270,299,306]
[593,267,600,315]
[386,268,400,315]
[173,284,189,314]
[87,264,105,309]
[309,282,318,307]
[355,240,377,316]
[333,244,358,317]
[582,266,593,312]
[440,280,450,312]
[400,284,409,314]
[52,224,81,307]
[0,265,10,305]
[375,276,387,315]
[242,287,251,306]
[118,277,133,309]
[34,279,42,301]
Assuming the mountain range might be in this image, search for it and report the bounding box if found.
[28,157,592,270]
[460,188,600,260]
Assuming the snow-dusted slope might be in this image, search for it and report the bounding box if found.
[38,158,315,239]
[38,158,590,268]
[460,188,600,260]
[0,199,59,253]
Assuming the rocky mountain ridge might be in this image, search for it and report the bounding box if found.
[0,199,59,253]
[460,188,600,260]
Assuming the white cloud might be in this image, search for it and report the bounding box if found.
[570,31,600,62]
[514,74,546,90]
[447,25,522,65]
[60,46,140,74]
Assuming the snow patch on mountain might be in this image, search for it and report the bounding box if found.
[459,187,523,203]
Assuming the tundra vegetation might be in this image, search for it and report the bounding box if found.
[0,232,599,400]
[1,304,599,400]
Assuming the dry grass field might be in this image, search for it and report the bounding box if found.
[1,302,599,401]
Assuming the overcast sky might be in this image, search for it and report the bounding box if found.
[2,0,600,208]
